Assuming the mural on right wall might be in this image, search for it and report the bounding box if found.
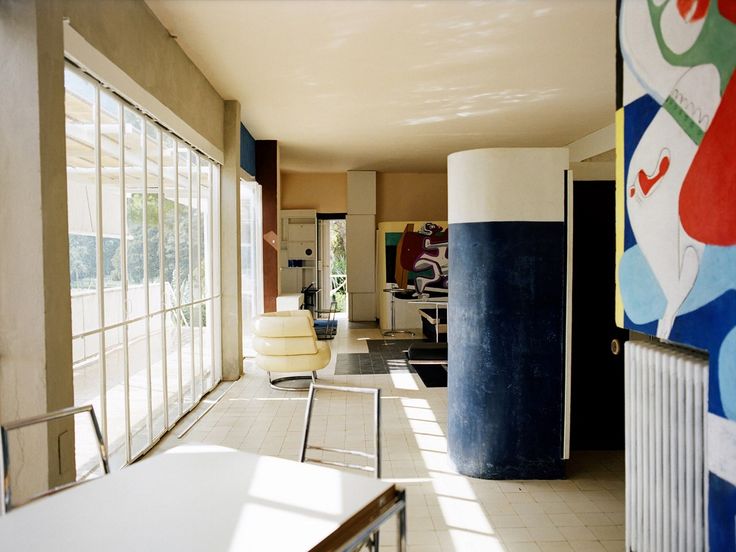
[617,0,736,548]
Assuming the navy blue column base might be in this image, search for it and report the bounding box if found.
[448,221,566,480]
[462,459,564,481]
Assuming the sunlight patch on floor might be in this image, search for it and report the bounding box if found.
[399,395,505,550]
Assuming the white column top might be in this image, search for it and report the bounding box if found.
[448,148,569,224]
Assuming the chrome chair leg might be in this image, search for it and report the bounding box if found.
[267,371,314,391]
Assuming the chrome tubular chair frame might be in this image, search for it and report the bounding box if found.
[299,383,387,551]
[1,404,109,514]
[299,383,381,477]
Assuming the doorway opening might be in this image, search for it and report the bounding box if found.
[317,214,347,318]
[567,179,627,468]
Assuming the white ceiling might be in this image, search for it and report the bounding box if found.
[146,0,615,173]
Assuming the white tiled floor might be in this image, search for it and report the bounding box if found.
[150,319,625,551]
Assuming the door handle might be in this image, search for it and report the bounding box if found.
[611,338,621,356]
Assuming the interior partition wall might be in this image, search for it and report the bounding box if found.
[64,63,222,472]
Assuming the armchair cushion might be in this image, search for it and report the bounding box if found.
[254,340,331,373]
[253,335,317,356]
[254,310,316,338]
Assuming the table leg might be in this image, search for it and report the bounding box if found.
[396,502,407,551]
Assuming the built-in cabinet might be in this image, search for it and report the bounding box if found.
[280,209,318,295]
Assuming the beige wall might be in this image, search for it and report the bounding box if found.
[376,173,447,223]
[281,172,347,212]
[281,171,448,221]
[61,0,224,152]
[1,0,74,498]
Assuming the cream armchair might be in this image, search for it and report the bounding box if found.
[253,310,331,390]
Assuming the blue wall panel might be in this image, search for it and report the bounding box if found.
[710,473,736,552]
[448,221,565,479]
[240,123,256,177]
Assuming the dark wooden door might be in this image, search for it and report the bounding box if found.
[570,180,628,450]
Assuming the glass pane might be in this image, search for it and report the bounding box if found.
[212,165,221,297]
[146,122,162,309]
[150,313,166,438]
[104,327,127,469]
[200,158,211,299]
[72,332,102,480]
[214,297,222,382]
[191,155,201,303]
[165,306,181,425]
[66,68,99,333]
[162,135,178,309]
[240,181,256,353]
[127,319,149,458]
[193,303,203,400]
[181,306,194,411]
[124,108,146,321]
[100,91,124,327]
[202,301,212,391]
[177,145,191,308]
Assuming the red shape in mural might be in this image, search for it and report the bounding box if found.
[677,0,710,21]
[679,71,736,246]
[638,153,670,196]
[719,0,736,23]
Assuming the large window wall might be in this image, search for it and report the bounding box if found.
[65,64,222,471]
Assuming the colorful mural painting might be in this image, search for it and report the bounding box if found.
[617,0,736,548]
[397,222,448,295]
[381,221,449,297]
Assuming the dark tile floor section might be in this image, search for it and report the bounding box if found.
[335,339,427,375]
[413,364,448,387]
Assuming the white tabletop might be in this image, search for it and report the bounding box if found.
[0,445,397,551]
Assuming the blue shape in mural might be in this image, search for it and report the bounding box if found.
[620,244,736,333]
[719,327,736,421]
[618,244,666,324]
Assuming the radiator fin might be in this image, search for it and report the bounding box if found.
[625,341,708,552]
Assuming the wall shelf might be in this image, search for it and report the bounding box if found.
[280,209,317,295]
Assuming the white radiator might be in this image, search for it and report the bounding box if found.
[625,341,708,552]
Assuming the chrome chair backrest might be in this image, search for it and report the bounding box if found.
[299,383,381,478]
[0,404,109,514]
[299,383,383,550]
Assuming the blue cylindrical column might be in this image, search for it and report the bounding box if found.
[447,148,568,479]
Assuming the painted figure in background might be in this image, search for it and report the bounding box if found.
[619,0,736,419]
[399,222,448,296]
